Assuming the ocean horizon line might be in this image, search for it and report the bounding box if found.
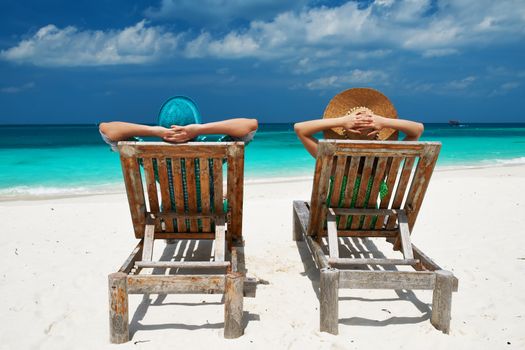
[1,121,525,127]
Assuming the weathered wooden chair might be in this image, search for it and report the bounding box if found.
[108,141,255,343]
[293,140,458,335]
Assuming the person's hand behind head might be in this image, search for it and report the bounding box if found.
[149,126,175,140]
[162,124,201,143]
[354,113,388,137]
[340,110,366,136]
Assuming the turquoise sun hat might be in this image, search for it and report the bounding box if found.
[158,96,201,129]
[157,95,254,144]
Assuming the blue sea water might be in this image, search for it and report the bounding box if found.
[0,123,524,199]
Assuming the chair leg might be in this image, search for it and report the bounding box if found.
[320,267,339,335]
[224,272,244,338]
[431,270,453,334]
[108,272,129,343]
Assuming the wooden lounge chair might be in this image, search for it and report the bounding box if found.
[108,141,255,343]
[292,140,458,335]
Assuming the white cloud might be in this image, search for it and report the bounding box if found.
[185,32,259,58]
[184,2,372,59]
[306,69,389,90]
[490,81,521,96]
[407,82,435,93]
[422,48,459,58]
[1,82,35,93]
[501,82,520,90]
[0,21,178,67]
[289,49,392,74]
[184,0,525,60]
[446,76,477,90]
[1,0,524,73]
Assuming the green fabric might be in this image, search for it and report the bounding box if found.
[326,175,388,230]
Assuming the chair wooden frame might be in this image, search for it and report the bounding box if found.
[292,140,458,335]
[108,141,256,343]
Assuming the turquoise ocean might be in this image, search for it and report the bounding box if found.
[1,123,524,200]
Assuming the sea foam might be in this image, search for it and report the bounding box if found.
[0,183,124,201]
[493,157,525,165]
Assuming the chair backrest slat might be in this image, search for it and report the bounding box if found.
[385,157,416,229]
[156,157,175,232]
[142,158,159,211]
[374,157,403,229]
[350,156,375,229]
[171,158,187,232]
[212,158,224,216]
[308,140,440,239]
[142,157,161,230]
[184,158,199,232]
[338,155,361,229]
[118,142,244,241]
[329,156,347,208]
[362,157,388,229]
[199,158,212,232]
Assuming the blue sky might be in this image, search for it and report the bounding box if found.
[0,0,524,124]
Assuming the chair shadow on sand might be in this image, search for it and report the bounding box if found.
[296,236,431,328]
[129,239,260,337]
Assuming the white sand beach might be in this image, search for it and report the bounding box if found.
[1,164,524,349]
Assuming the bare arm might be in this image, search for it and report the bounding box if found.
[99,121,173,141]
[294,113,424,158]
[358,115,424,141]
[294,115,360,157]
[163,118,258,143]
[385,118,424,141]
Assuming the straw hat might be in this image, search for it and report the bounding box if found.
[323,87,399,140]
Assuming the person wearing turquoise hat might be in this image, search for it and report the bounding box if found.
[99,96,258,151]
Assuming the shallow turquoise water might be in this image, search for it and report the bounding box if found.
[0,123,524,198]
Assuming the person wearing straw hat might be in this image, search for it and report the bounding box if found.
[99,96,258,151]
[294,87,424,157]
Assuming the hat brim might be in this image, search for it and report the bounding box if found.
[323,87,398,141]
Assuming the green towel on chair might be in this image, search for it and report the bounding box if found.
[326,175,388,229]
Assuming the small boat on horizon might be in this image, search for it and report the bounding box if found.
[449,120,462,126]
